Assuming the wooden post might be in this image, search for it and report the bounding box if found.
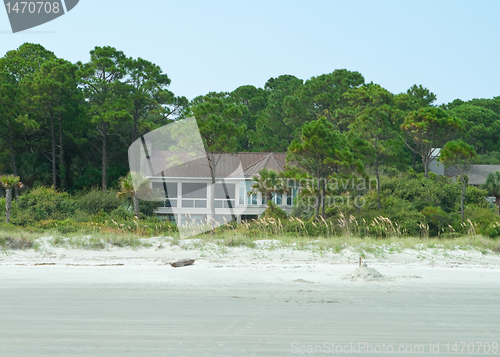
[359,257,362,267]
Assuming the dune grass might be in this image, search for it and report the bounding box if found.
[196,231,500,254]
[0,220,499,254]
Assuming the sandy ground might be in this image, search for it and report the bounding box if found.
[1,239,500,356]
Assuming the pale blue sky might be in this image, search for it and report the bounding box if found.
[1,0,499,104]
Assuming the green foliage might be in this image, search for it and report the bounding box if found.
[76,189,122,215]
[287,117,354,219]
[291,198,315,220]
[262,202,288,220]
[252,75,304,151]
[136,200,162,218]
[401,107,464,177]
[71,166,128,191]
[465,186,489,207]
[77,46,132,190]
[12,187,77,225]
[440,139,477,166]
[474,151,500,164]
[249,169,288,204]
[228,85,268,151]
[464,206,500,237]
[1,43,500,241]
[483,172,500,201]
[439,139,477,220]
[421,206,450,236]
[449,104,500,154]
[381,172,461,213]
[191,94,246,155]
[18,152,51,188]
[361,192,426,236]
[0,174,22,189]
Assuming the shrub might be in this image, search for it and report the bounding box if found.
[381,172,461,213]
[421,206,450,236]
[291,196,315,220]
[360,194,426,236]
[77,189,122,215]
[110,205,135,220]
[465,186,489,207]
[76,189,160,218]
[137,199,162,217]
[464,206,500,237]
[262,202,288,220]
[12,187,77,226]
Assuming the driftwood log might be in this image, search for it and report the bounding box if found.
[169,258,195,267]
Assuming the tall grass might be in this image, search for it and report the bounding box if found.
[0,213,499,254]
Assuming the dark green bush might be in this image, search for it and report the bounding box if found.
[136,200,162,217]
[381,172,461,213]
[76,189,122,215]
[465,186,489,207]
[421,206,450,236]
[71,166,128,191]
[291,196,315,220]
[262,202,288,220]
[76,188,160,218]
[464,206,500,237]
[12,187,77,226]
[110,205,135,220]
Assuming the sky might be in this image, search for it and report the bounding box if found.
[0,0,499,104]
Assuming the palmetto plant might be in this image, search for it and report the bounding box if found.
[117,172,150,219]
[249,169,289,211]
[483,171,500,211]
[0,175,23,223]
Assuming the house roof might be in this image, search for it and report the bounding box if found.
[445,165,500,185]
[239,153,286,178]
[146,151,286,179]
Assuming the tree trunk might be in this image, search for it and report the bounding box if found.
[321,179,326,219]
[5,188,12,223]
[208,154,216,228]
[50,115,57,189]
[315,178,321,221]
[8,118,19,199]
[375,156,381,210]
[495,196,500,214]
[461,177,466,222]
[102,122,108,191]
[132,110,138,144]
[423,156,429,179]
[8,119,18,177]
[59,117,66,191]
[133,194,140,218]
[269,193,274,213]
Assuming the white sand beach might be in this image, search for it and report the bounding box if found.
[1,239,499,356]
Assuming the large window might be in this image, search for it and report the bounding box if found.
[182,183,207,208]
[287,188,299,205]
[286,180,299,206]
[153,182,178,207]
[214,183,235,208]
[239,181,258,205]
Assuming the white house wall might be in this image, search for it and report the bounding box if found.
[151,178,294,224]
